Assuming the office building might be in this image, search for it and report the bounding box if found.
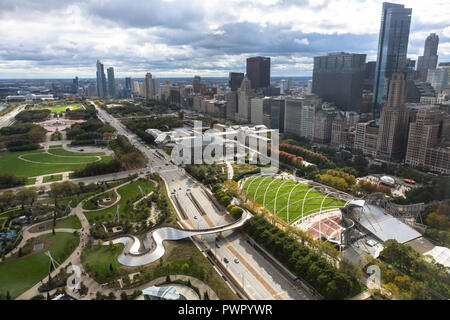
[246,56,271,89]
[427,67,450,93]
[250,97,270,125]
[284,95,321,138]
[376,73,410,161]
[225,91,238,121]
[145,73,153,99]
[96,60,107,98]
[270,97,285,133]
[355,120,379,157]
[229,72,244,92]
[417,33,439,82]
[373,2,412,117]
[193,76,201,94]
[237,76,255,122]
[312,52,366,112]
[405,106,442,167]
[125,77,134,92]
[364,61,376,91]
[107,67,116,98]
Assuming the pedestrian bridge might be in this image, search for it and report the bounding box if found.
[105,210,251,267]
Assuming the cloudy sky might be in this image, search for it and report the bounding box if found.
[0,0,449,79]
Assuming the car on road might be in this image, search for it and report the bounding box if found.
[215,242,221,248]
[171,191,176,195]
[186,188,191,192]
[234,258,239,264]
[223,257,229,263]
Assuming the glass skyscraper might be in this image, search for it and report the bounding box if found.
[96,60,107,99]
[372,2,412,118]
[107,67,116,98]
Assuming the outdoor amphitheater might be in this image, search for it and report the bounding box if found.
[240,174,362,243]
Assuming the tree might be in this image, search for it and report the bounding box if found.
[6,291,11,300]
[15,188,37,210]
[203,291,210,300]
[109,263,114,273]
[120,291,128,300]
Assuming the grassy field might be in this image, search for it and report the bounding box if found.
[242,176,345,224]
[81,244,126,283]
[42,174,63,183]
[55,215,82,229]
[84,179,154,223]
[47,148,105,157]
[26,177,37,185]
[0,148,111,177]
[0,232,79,299]
[34,103,83,113]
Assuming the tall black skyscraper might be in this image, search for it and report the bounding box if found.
[312,52,366,112]
[107,67,116,98]
[373,2,412,118]
[96,60,107,98]
[364,61,376,91]
[417,33,439,82]
[229,72,244,92]
[246,56,270,89]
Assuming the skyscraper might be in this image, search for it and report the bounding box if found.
[229,72,244,92]
[96,60,107,99]
[107,67,116,98]
[237,76,255,122]
[145,73,152,99]
[417,33,439,82]
[246,56,271,90]
[373,2,412,118]
[364,61,376,91]
[125,77,134,92]
[312,52,366,112]
[376,73,410,161]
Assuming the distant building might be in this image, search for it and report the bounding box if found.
[107,67,116,98]
[96,60,107,98]
[145,73,153,99]
[125,77,134,92]
[417,33,439,82]
[405,80,436,103]
[283,95,321,138]
[405,106,442,167]
[270,97,285,133]
[229,72,244,92]
[225,91,238,121]
[355,120,379,157]
[312,52,366,112]
[237,76,255,122]
[250,97,270,125]
[246,56,271,89]
[313,108,336,144]
[193,75,201,94]
[427,67,450,93]
[373,2,412,118]
[364,61,376,91]
[376,73,410,161]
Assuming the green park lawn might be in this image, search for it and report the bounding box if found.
[47,148,105,157]
[0,148,111,178]
[42,174,63,183]
[83,179,154,224]
[242,176,345,224]
[0,232,79,299]
[81,244,125,283]
[34,103,83,113]
[26,177,37,185]
[55,215,82,229]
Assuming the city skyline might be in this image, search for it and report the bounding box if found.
[0,0,449,79]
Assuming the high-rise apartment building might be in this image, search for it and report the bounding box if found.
[193,75,201,94]
[229,72,244,92]
[125,77,134,92]
[225,91,238,121]
[376,73,410,161]
[373,2,412,118]
[312,52,366,112]
[107,67,116,98]
[417,33,439,82]
[96,60,107,98]
[246,57,271,90]
[364,61,376,91]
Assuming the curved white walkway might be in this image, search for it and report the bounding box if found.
[107,211,251,267]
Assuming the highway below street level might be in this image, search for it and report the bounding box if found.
[90,100,313,300]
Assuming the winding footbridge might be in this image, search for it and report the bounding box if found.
[106,210,251,267]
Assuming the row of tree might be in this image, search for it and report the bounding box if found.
[0,123,46,151]
[243,215,360,299]
[280,143,331,168]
